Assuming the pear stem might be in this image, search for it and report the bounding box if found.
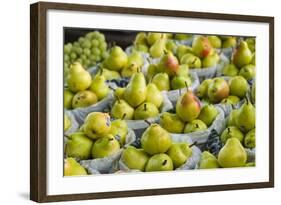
[122,113,127,120]
[195,124,199,128]
[109,86,116,91]
[116,96,121,103]
[144,120,152,125]
[228,127,231,134]
[189,141,198,148]
[144,103,147,111]
[192,58,197,65]
[162,160,167,166]
[185,81,189,90]
[100,68,104,75]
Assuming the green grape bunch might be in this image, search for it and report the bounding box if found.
[64,31,108,76]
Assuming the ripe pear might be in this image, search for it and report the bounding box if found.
[165,39,177,51]
[111,99,134,120]
[147,32,162,45]
[96,68,121,80]
[72,90,98,108]
[149,35,166,58]
[167,143,192,168]
[176,90,201,122]
[184,119,207,133]
[160,112,185,133]
[64,114,71,131]
[133,44,149,53]
[239,64,255,80]
[220,126,244,144]
[198,104,218,126]
[207,78,229,103]
[229,76,249,98]
[146,83,163,108]
[92,135,120,158]
[233,41,253,68]
[196,79,213,98]
[222,63,239,77]
[121,146,149,171]
[145,153,174,172]
[202,52,219,68]
[134,32,148,45]
[64,158,87,176]
[218,138,247,168]
[114,87,125,99]
[207,36,222,48]
[174,33,192,40]
[141,124,172,155]
[134,102,159,120]
[67,62,92,92]
[198,151,220,169]
[103,46,128,71]
[227,109,239,126]
[177,64,189,77]
[244,128,255,148]
[109,117,128,146]
[180,53,201,69]
[89,75,109,100]
[192,36,213,58]
[84,112,111,139]
[251,53,256,65]
[235,98,255,132]
[245,38,255,52]
[65,132,93,160]
[176,45,193,60]
[158,52,179,76]
[171,75,192,90]
[221,95,240,105]
[64,89,74,109]
[123,72,147,107]
[222,37,237,48]
[152,73,170,91]
[121,51,144,77]
[146,64,159,82]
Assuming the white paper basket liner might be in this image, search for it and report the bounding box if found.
[245,148,255,163]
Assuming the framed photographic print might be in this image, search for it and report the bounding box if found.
[30,1,274,202]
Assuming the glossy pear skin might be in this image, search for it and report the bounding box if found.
[145,153,174,172]
[111,99,134,120]
[233,41,253,68]
[184,119,207,133]
[207,78,229,103]
[64,158,87,176]
[160,112,185,133]
[244,128,255,148]
[235,99,255,132]
[229,76,249,98]
[167,143,192,168]
[109,119,128,146]
[104,46,128,71]
[89,75,109,100]
[91,136,120,158]
[72,90,98,108]
[134,102,159,120]
[220,126,244,144]
[64,89,74,109]
[146,83,163,108]
[158,52,179,76]
[152,73,170,91]
[198,104,218,126]
[192,36,212,58]
[199,151,220,169]
[121,146,149,171]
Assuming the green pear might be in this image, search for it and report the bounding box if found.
[89,75,109,100]
[165,39,177,51]
[222,63,239,77]
[84,112,111,139]
[235,98,255,132]
[67,62,92,92]
[167,143,192,168]
[207,36,222,48]
[133,44,149,53]
[121,146,149,171]
[239,64,255,80]
[221,95,240,105]
[134,32,148,45]
[65,132,93,160]
[184,119,207,133]
[64,158,87,176]
[202,52,219,68]
[176,45,193,60]
[123,72,147,107]
[207,78,229,103]
[72,90,98,108]
[229,76,249,98]
[92,135,120,158]
[244,128,255,148]
[192,36,213,58]
[198,104,218,126]
[147,32,162,45]
[64,89,74,109]
[103,46,128,71]
[64,114,71,131]
[176,90,201,122]
[134,102,159,120]
[251,53,256,65]
[121,63,139,78]
[245,38,255,52]
[177,64,189,77]
[114,87,125,99]
[158,51,179,76]
[220,126,244,144]
[218,138,247,168]
[109,117,128,146]
[174,33,192,40]
[121,51,144,77]
[146,83,163,108]
[196,79,213,98]
[141,124,172,155]
[180,53,201,69]
[96,68,121,80]
[111,99,134,120]
[198,151,220,169]
[233,41,253,68]
[222,37,237,48]
[146,64,159,82]
[149,35,166,58]
[145,153,174,172]
[245,162,255,167]
[160,112,185,133]
[152,73,170,91]
[227,109,239,126]
[251,81,255,103]
[171,75,192,90]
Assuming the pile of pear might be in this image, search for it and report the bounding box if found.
[222,39,255,80]
[64,62,110,109]
[110,71,164,120]
[160,89,219,134]
[196,75,250,105]
[121,123,196,172]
